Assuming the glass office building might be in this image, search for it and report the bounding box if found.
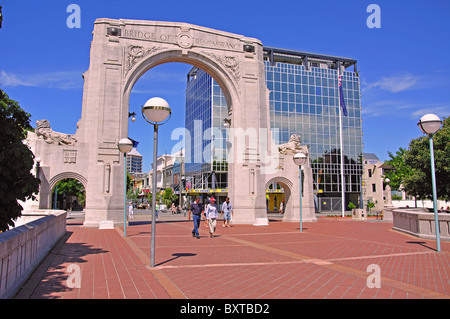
[185,67,228,195]
[185,47,363,210]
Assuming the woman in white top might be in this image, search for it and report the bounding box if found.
[205,197,219,238]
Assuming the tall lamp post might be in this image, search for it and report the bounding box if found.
[417,113,442,252]
[118,138,133,237]
[142,97,172,267]
[293,152,307,232]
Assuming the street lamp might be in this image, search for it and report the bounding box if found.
[223,118,231,128]
[118,138,133,237]
[142,97,172,267]
[293,152,307,232]
[417,113,442,252]
[128,112,137,122]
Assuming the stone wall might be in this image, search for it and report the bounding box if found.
[392,209,450,241]
[0,210,67,298]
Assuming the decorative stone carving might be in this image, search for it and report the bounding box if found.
[124,45,168,75]
[278,134,307,155]
[35,120,77,145]
[63,150,77,164]
[176,31,193,49]
[202,52,240,83]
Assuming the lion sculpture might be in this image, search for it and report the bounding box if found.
[35,119,77,146]
[278,134,307,155]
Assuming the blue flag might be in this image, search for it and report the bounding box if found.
[128,137,139,148]
[338,74,348,116]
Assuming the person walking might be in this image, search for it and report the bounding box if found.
[205,197,219,238]
[188,197,203,239]
[221,197,233,228]
[155,200,160,220]
[128,201,134,219]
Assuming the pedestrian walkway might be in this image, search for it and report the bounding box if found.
[13,215,450,300]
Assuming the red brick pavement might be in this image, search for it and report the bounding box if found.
[13,216,450,300]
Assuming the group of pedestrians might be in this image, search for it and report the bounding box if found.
[188,196,233,239]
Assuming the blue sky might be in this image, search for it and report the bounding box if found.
[1,0,449,172]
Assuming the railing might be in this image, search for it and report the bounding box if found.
[392,209,450,241]
[0,210,66,299]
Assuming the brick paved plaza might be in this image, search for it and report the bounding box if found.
[14,213,449,301]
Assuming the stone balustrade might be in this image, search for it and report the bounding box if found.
[392,209,450,241]
[0,210,66,299]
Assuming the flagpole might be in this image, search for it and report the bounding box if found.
[338,65,345,217]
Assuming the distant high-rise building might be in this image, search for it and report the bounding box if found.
[127,147,143,174]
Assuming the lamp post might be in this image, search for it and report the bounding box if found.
[118,138,133,237]
[293,152,307,232]
[417,113,442,252]
[142,97,171,267]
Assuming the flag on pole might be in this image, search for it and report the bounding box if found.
[338,73,348,116]
[128,137,139,148]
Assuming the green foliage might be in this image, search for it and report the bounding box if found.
[56,178,84,196]
[384,148,412,191]
[386,117,449,201]
[161,188,178,207]
[0,89,40,231]
[403,117,450,200]
[348,202,356,210]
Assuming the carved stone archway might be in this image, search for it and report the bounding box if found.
[26,19,319,227]
[64,19,274,227]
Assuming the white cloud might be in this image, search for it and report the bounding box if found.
[362,98,450,119]
[362,73,420,93]
[410,105,450,119]
[0,70,83,89]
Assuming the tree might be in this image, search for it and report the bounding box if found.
[403,117,450,200]
[56,178,84,196]
[384,147,413,191]
[0,89,40,231]
[161,188,178,207]
[384,117,449,201]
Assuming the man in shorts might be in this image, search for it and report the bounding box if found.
[221,197,233,228]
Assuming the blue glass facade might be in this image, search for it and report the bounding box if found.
[185,68,228,190]
[185,47,363,207]
[265,61,363,199]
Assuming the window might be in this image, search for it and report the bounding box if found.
[372,184,376,192]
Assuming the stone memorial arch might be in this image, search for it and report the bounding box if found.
[27,19,316,227]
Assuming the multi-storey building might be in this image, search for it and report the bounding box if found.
[126,147,143,174]
[185,46,363,212]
